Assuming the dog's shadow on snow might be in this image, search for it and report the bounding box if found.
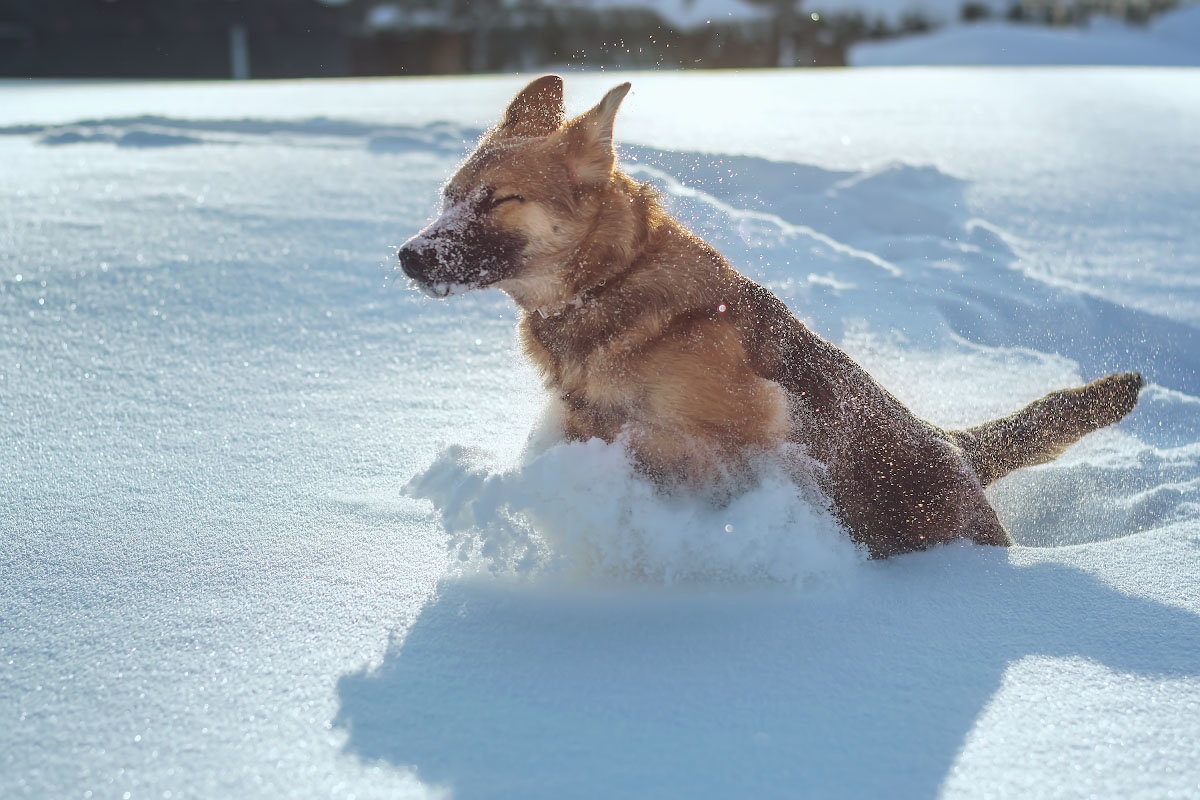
[334,547,1200,798]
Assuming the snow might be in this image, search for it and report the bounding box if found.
[3,70,1200,798]
[407,436,855,584]
[1155,1,1200,42]
[850,3,1200,65]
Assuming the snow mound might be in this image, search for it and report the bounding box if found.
[850,10,1200,66]
[404,430,861,586]
[1152,3,1200,44]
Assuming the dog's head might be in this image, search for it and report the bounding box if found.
[398,75,633,308]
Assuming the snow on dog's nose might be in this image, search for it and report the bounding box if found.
[397,191,527,299]
[396,240,462,298]
[397,245,427,281]
[396,202,483,298]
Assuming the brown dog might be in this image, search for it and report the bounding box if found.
[398,75,1143,557]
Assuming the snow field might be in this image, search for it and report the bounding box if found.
[2,71,1199,798]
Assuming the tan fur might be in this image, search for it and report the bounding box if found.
[400,76,1144,557]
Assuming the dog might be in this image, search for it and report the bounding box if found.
[398,75,1143,557]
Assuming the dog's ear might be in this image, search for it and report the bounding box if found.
[562,82,631,184]
[499,75,565,137]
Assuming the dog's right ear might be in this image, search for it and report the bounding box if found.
[499,75,565,137]
[561,81,630,185]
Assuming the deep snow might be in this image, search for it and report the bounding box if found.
[2,71,1200,798]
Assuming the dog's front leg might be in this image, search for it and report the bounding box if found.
[626,322,794,488]
[624,421,729,487]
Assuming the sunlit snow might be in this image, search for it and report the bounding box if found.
[3,71,1199,799]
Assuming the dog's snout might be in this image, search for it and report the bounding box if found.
[398,246,426,280]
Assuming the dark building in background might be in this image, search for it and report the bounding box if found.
[0,0,859,78]
[0,0,355,78]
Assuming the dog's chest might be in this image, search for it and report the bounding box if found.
[554,357,647,442]
[520,320,647,440]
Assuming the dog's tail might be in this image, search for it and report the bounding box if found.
[949,372,1143,487]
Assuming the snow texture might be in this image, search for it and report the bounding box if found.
[2,71,1200,799]
[406,430,856,585]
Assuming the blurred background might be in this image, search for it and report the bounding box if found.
[0,0,1195,78]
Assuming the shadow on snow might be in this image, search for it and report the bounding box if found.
[333,547,1200,798]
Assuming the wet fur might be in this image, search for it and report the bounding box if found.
[399,75,1143,557]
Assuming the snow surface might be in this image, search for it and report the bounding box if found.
[3,71,1200,798]
[851,3,1200,65]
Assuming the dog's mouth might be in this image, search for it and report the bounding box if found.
[398,262,506,299]
[396,249,479,298]
[407,276,478,299]
[397,238,515,298]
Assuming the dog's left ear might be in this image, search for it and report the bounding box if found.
[563,82,631,184]
[500,75,565,137]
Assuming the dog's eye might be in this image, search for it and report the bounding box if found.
[489,194,524,210]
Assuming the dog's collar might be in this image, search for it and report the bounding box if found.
[533,292,587,319]
[531,278,607,319]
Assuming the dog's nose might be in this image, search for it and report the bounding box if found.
[398,246,425,280]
